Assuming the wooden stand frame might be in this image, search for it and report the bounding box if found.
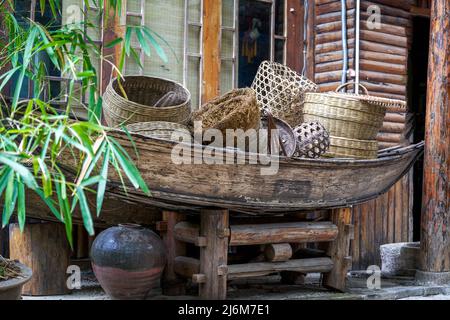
[161,208,354,299]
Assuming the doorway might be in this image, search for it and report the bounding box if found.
[408,16,430,241]
[238,0,286,87]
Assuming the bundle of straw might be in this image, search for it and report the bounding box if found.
[0,256,22,281]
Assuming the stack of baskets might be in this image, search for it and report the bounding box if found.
[303,83,392,159]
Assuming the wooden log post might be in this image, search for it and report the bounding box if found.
[198,209,229,300]
[416,0,450,285]
[323,208,354,292]
[264,243,293,262]
[158,211,187,296]
[202,0,222,103]
[9,222,71,296]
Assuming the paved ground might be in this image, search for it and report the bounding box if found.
[21,271,450,300]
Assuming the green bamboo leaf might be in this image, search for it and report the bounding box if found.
[109,139,150,195]
[35,189,63,222]
[0,168,13,198]
[142,28,168,63]
[96,146,110,216]
[124,27,132,56]
[2,174,17,228]
[37,158,52,197]
[0,66,20,92]
[0,153,38,189]
[17,179,26,232]
[40,0,46,15]
[76,187,94,236]
[135,28,151,56]
[12,27,39,107]
[105,37,123,48]
[145,27,178,62]
[129,47,144,69]
[120,125,139,159]
[55,180,73,248]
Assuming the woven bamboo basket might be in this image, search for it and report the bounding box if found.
[126,121,192,142]
[252,61,318,127]
[103,76,191,127]
[325,136,379,159]
[303,83,386,140]
[329,83,407,111]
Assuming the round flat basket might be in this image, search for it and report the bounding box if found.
[303,83,386,140]
[324,136,379,159]
[126,121,192,143]
[103,76,191,127]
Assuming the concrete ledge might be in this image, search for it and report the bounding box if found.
[416,270,450,286]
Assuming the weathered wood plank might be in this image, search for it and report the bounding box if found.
[199,209,229,300]
[228,258,334,280]
[230,222,339,246]
[324,208,353,291]
[202,0,221,103]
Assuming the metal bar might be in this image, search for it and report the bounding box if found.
[355,0,361,93]
[183,0,189,86]
[233,0,238,88]
[198,0,204,106]
[270,0,275,61]
[340,0,348,87]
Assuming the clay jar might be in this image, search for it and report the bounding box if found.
[91,224,166,300]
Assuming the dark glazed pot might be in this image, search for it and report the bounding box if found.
[91,224,166,300]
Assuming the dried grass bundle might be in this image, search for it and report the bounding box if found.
[191,88,261,135]
[0,256,22,281]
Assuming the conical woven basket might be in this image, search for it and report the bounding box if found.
[303,83,386,140]
[103,76,191,127]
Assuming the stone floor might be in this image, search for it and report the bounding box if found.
[21,270,450,300]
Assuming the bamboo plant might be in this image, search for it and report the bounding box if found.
[0,0,171,246]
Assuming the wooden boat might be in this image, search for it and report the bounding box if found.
[87,131,424,215]
[20,131,423,226]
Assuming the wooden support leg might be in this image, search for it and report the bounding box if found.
[323,208,354,292]
[9,221,71,296]
[159,211,187,296]
[199,209,229,300]
[417,0,450,285]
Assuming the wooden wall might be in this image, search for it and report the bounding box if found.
[313,0,417,270]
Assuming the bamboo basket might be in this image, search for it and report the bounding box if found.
[325,136,379,159]
[126,122,192,142]
[252,61,318,127]
[103,76,191,127]
[303,83,386,140]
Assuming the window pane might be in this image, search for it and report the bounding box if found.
[222,0,235,28]
[275,39,285,63]
[275,0,285,36]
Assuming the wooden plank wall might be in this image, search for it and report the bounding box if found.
[313,0,416,270]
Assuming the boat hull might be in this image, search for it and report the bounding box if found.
[99,132,424,214]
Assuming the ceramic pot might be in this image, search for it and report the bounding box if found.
[91,224,166,300]
[0,261,32,300]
